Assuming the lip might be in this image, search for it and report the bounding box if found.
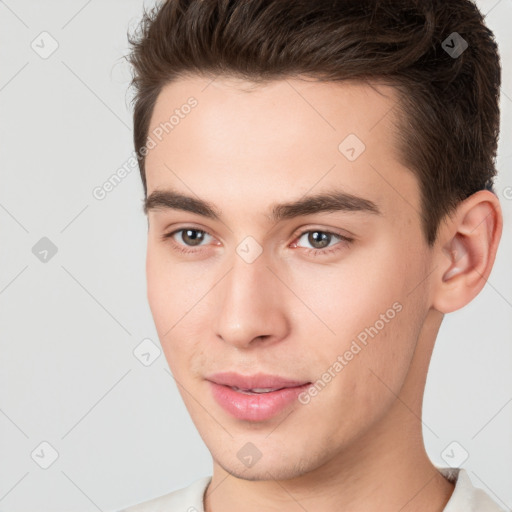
[206,372,311,422]
[206,371,309,390]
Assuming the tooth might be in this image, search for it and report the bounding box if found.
[231,386,279,394]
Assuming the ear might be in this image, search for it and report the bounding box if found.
[431,190,503,314]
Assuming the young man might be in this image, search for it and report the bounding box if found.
[122,0,506,510]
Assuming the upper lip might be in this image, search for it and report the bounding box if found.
[206,372,310,390]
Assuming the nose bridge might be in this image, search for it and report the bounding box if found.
[213,245,288,348]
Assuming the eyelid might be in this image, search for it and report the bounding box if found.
[290,225,353,243]
[162,226,215,245]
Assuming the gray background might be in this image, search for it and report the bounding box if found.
[0,1,510,511]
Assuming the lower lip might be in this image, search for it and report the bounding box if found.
[208,381,311,422]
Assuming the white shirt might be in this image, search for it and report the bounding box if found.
[119,467,507,511]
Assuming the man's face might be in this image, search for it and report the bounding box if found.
[144,76,435,480]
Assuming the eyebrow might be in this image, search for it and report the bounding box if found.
[143,188,381,222]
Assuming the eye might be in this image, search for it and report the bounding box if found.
[162,227,215,253]
[291,229,352,256]
[162,226,353,257]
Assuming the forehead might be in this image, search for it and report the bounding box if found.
[146,76,401,163]
[144,75,418,221]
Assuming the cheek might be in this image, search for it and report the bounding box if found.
[297,296,423,443]
[146,242,200,331]
[286,243,425,393]
[146,244,171,332]
[284,245,409,342]
[146,243,210,375]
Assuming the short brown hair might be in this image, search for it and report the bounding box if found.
[126,0,501,244]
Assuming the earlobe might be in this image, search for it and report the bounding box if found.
[432,190,502,313]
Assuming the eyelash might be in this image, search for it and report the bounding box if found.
[161,227,353,257]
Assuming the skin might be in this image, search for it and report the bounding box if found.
[143,75,502,512]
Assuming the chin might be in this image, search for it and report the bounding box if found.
[214,448,322,482]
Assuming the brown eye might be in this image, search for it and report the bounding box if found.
[307,231,332,249]
[162,227,216,255]
[292,229,352,256]
[179,229,207,246]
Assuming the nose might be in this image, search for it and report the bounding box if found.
[213,250,290,349]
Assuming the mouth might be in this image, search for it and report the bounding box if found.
[228,386,288,394]
[206,372,312,422]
